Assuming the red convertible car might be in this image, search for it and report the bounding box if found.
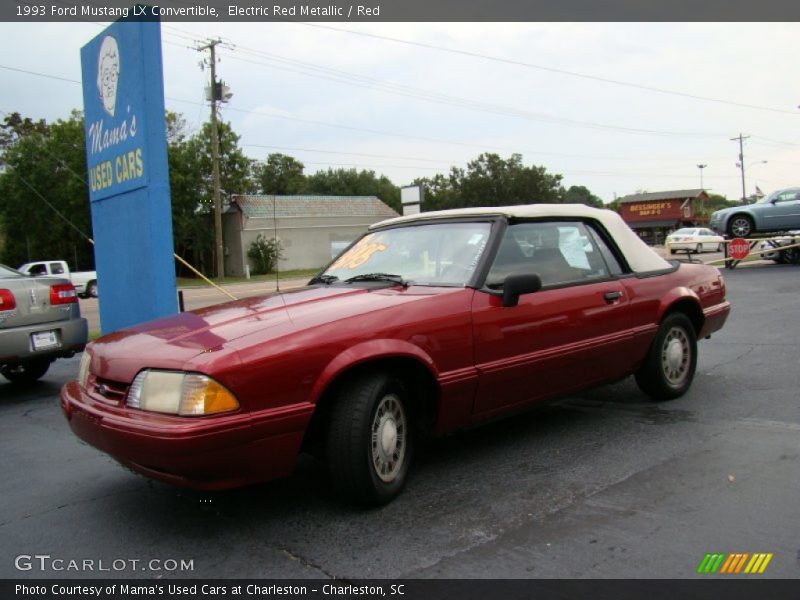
[61,205,730,504]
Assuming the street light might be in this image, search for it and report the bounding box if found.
[697,164,707,190]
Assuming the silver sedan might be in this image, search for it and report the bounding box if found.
[0,263,88,383]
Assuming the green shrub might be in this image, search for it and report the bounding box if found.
[247,234,284,274]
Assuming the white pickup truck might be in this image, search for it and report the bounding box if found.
[18,260,98,298]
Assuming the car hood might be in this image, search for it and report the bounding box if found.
[86,284,460,382]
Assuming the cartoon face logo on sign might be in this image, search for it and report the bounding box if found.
[96,36,120,117]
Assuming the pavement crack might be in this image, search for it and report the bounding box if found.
[0,488,139,530]
[703,346,756,373]
[278,546,342,580]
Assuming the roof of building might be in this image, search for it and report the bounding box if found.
[232,195,399,219]
[618,189,706,204]
[371,203,671,274]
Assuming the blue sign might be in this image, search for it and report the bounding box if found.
[81,15,177,333]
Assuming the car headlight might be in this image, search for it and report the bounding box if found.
[127,370,239,416]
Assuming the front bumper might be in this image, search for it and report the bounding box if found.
[0,317,87,364]
[60,381,314,489]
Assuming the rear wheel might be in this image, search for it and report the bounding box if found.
[86,281,98,298]
[727,215,754,238]
[1,359,51,383]
[635,313,697,401]
[783,247,800,265]
[327,371,413,505]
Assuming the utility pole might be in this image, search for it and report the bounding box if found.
[197,39,225,279]
[731,134,750,203]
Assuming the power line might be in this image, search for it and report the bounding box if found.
[0,62,777,171]
[223,45,724,139]
[295,23,799,116]
[0,64,80,84]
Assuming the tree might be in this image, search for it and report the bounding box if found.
[562,185,604,208]
[692,192,740,220]
[253,153,306,195]
[0,111,93,268]
[304,168,401,212]
[0,112,48,158]
[168,118,254,275]
[416,153,564,210]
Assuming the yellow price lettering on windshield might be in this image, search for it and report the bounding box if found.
[331,238,387,270]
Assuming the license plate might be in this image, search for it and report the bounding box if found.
[32,330,59,351]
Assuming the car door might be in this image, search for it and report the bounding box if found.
[762,190,800,231]
[699,229,717,251]
[471,220,633,417]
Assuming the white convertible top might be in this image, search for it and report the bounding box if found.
[371,203,671,273]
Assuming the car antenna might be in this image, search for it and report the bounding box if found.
[273,194,280,293]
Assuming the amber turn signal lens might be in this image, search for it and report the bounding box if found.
[179,374,239,416]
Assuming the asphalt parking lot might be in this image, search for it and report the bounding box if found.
[1,263,798,580]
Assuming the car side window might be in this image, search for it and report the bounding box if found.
[486,221,613,288]
[28,264,47,276]
[49,262,65,275]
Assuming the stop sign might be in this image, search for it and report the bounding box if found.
[728,238,750,260]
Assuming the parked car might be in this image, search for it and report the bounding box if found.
[710,187,800,238]
[18,260,98,298]
[61,205,730,504]
[1,263,88,383]
[665,228,724,254]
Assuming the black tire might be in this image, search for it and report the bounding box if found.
[784,247,800,265]
[717,243,723,252]
[694,243,702,254]
[635,313,697,401]
[727,215,754,238]
[86,281,98,298]
[1,359,51,383]
[327,371,413,505]
[669,248,675,255]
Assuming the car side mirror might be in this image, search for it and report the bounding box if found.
[502,274,542,307]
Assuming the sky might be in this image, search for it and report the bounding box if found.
[1,20,798,203]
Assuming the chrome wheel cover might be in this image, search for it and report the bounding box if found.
[731,218,752,237]
[371,393,407,483]
[661,326,691,387]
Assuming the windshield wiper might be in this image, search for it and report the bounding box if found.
[344,273,408,286]
[309,274,339,285]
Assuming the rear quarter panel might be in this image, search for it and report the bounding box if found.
[621,263,727,368]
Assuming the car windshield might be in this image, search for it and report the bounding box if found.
[321,221,493,286]
[673,228,697,235]
[0,264,23,279]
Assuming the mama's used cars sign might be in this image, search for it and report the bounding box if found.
[83,28,149,200]
[80,16,177,332]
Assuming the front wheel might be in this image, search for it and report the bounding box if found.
[635,313,697,401]
[728,215,754,238]
[1,359,51,383]
[695,243,703,254]
[327,372,413,505]
[86,281,98,298]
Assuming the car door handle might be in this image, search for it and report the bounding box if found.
[604,291,624,303]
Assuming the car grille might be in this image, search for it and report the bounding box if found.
[88,375,130,405]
